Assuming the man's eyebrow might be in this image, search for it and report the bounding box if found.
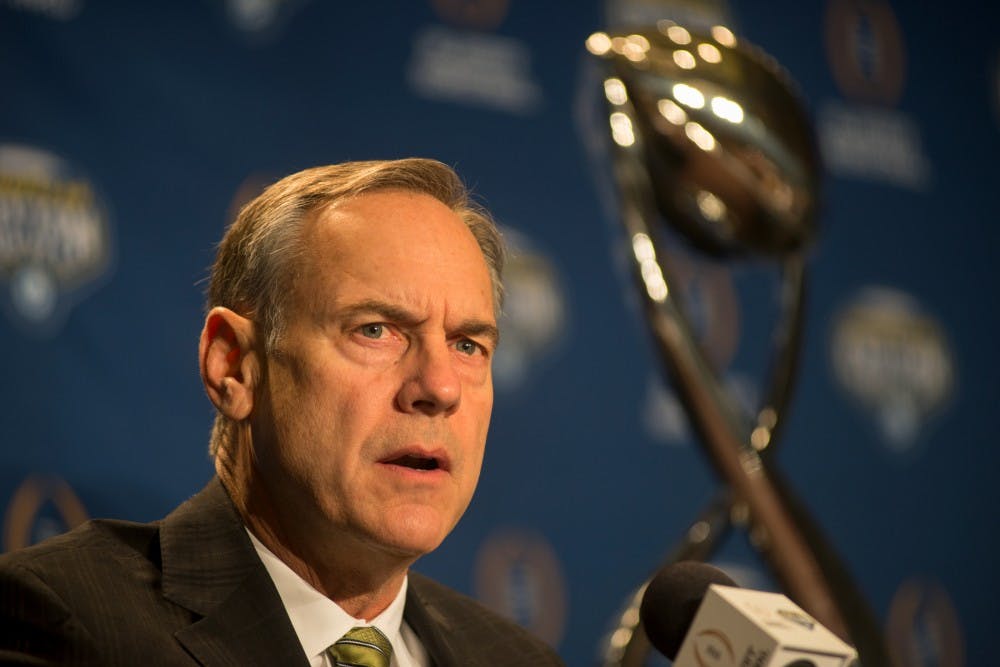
[337,299,423,326]
[460,320,500,347]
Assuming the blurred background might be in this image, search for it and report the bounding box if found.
[1,1,997,664]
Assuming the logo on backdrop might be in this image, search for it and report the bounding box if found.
[2,475,88,552]
[830,287,954,452]
[886,578,965,667]
[826,0,905,104]
[819,0,931,189]
[0,144,113,335]
[474,528,567,646]
[407,0,542,114]
[492,227,567,392]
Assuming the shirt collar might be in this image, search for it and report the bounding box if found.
[246,529,409,663]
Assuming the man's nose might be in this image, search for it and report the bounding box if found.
[396,341,462,416]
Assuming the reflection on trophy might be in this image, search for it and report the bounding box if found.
[585,22,890,666]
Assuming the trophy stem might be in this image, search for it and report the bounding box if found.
[615,150,850,638]
[645,293,851,641]
[611,148,891,663]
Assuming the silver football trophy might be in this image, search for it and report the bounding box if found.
[586,23,889,666]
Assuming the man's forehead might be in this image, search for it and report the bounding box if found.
[309,190,470,242]
[292,191,496,317]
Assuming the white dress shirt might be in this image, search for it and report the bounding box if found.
[247,530,430,667]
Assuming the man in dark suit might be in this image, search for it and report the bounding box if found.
[0,159,565,666]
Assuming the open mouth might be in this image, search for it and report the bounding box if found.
[384,453,444,471]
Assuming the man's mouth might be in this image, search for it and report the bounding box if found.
[390,454,440,471]
[380,449,449,472]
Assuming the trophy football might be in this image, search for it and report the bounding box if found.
[585,22,890,666]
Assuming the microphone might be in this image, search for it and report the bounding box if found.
[640,561,738,660]
[639,562,859,667]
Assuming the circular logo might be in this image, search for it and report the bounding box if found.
[886,579,964,667]
[692,628,735,666]
[830,287,954,451]
[825,0,907,105]
[474,529,567,647]
[0,144,112,334]
[3,475,88,552]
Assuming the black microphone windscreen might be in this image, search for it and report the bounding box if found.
[639,561,737,660]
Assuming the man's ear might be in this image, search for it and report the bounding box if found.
[199,307,260,420]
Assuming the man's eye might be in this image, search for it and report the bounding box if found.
[456,339,481,356]
[360,324,384,339]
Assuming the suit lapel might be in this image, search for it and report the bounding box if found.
[159,478,308,666]
[173,567,307,666]
[404,573,462,667]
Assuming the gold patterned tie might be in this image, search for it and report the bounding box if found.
[326,626,394,667]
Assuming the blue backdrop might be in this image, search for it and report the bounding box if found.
[2,1,997,665]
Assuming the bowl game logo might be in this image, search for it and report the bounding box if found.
[0,144,112,335]
[3,475,88,552]
[819,0,931,189]
[887,578,965,667]
[474,528,567,646]
[830,287,954,453]
[407,0,542,115]
[825,0,906,105]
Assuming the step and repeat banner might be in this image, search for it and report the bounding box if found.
[2,1,997,664]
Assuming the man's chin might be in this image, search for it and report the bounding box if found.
[371,510,456,559]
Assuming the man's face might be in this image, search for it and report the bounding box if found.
[252,189,497,562]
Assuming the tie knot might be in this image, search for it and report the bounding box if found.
[327,626,394,667]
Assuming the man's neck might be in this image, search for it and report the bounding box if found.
[215,442,412,620]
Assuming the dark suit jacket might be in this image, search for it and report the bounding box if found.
[0,479,564,666]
